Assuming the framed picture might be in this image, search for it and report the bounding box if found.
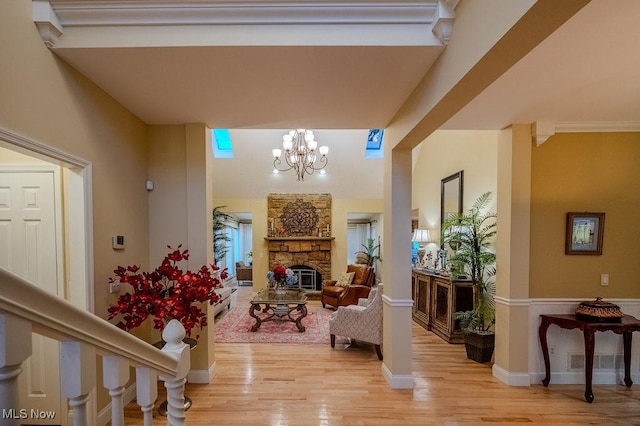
[565,212,605,255]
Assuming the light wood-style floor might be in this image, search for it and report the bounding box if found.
[123,285,640,425]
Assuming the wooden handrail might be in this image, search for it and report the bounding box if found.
[0,267,177,376]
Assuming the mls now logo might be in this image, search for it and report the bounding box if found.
[2,408,56,420]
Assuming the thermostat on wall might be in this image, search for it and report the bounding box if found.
[112,235,125,250]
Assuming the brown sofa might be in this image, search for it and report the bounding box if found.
[321,264,375,309]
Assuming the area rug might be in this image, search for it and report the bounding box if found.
[214,306,332,344]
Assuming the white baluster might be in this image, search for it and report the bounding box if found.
[60,341,96,426]
[103,355,129,426]
[136,366,157,426]
[159,319,190,426]
[0,314,32,426]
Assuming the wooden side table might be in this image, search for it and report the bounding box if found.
[539,314,640,403]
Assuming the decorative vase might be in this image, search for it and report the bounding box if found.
[274,281,287,295]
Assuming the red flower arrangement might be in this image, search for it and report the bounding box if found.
[107,245,228,337]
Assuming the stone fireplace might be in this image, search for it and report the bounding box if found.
[265,237,332,289]
[265,194,334,288]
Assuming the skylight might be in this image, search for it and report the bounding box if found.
[212,129,234,158]
[365,129,384,158]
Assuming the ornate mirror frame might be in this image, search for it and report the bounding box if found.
[440,170,464,249]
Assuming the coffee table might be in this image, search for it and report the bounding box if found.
[249,288,308,332]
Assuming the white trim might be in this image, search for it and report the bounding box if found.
[47,1,439,27]
[494,296,530,307]
[0,127,90,168]
[381,295,413,308]
[381,363,414,389]
[492,364,530,387]
[555,121,640,133]
[187,361,217,384]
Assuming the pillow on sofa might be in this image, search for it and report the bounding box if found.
[336,272,355,287]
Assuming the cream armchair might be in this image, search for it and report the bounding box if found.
[329,284,383,360]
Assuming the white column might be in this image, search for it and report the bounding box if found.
[381,146,414,389]
[102,355,129,426]
[61,341,96,426]
[159,319,190,426]
[136,366,158,426]
[0,314,32,426]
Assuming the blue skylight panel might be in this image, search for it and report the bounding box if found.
[365,129,384,158]
[212,129,234,158]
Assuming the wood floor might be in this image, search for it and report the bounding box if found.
[123,285,640,425]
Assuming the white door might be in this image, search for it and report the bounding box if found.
[0,169,64,423]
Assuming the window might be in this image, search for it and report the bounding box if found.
[212,129,234,158]
[365,129,384,158]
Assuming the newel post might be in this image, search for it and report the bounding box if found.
[0,313,32,426]
[159,319,190,426]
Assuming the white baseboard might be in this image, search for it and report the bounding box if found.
[492,364,531,386]
[381,363,414,389]
[187,361,218,384]
[97,382,136,425]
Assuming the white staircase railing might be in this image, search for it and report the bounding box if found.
[0,267,189,426]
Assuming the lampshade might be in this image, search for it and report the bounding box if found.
[412,229,431,244]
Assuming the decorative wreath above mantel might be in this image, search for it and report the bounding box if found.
[280,198,319,236]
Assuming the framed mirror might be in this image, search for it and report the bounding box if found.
[440,170,464,249]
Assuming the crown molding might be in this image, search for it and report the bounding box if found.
[555,121,640,133]
[46,1,439,27]
[532,121,640,146]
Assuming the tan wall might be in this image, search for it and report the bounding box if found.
[412,130,499,260]
[1,1,151,412]
[530,132,640,298]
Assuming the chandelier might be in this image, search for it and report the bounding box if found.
[272,129,329,181]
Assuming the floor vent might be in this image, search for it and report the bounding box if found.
[569,353,624,370]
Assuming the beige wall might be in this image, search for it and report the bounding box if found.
[530,132,640,298]
[148,124,216,372]
[412,130,499,260]
[0,1,152,410]
[0,1,150,318]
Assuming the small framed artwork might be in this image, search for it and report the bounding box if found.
[565,212,605,255]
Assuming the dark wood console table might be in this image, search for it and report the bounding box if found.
[539,314,640,403]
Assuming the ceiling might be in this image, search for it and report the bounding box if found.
[43,0,447,130]
[441,0,640,131]
[36,1,640,139]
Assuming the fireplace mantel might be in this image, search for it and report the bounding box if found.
[264,237,334,242]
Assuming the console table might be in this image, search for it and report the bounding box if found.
[411,270,473,343]
[539,314,640,403]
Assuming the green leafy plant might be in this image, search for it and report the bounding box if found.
[213,206,233,265]
[443,192,497,332]
[355,237,381,267]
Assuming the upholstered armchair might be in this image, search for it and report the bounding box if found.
[320,264,375,309]
[329,284,383,360]
[235,261,253,284]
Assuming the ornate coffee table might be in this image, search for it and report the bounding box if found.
[249,288,308,332]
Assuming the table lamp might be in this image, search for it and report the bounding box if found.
[412,229,431,268]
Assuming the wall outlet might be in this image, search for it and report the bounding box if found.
[550,345,556,356]
[109,281,120,294]
[601,273,609,286]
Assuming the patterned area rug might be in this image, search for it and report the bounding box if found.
[214,306,332,344]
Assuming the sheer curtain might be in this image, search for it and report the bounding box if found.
[239,223,253,264]
[347,223,371,264]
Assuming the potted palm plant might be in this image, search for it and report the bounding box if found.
[443,192,497,363]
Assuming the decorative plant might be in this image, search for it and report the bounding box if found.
[213,206,233,265]
[266,265,298,289]
[107,245,228,337]
[443,192,497,333]
[355,237,382,267]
